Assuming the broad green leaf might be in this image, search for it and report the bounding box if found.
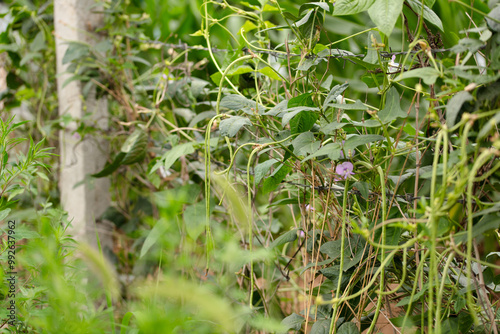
[300,2,331,14]
[258,66,282,81]
[320,238,344,259]
[282,107,318,127]
[486,5,500,32]
[268,197,299,207]
[333,0,376,16]
[302,143,341,162]
[219,116,252,137]
[324,83,349,106]
[395,67,442,85]
[240,20,258,33]
[0,208,11,221]
[478,111,500,140]
[445,91,473,128]
[220,94,265,115]
[121,129,148,165]
[350,119,383,127]
[265,100,288,116]
[343,134,384,152]
[368,0,405,37]
[337,322,360,334]
[262,163,292,194]
[396,289,426,307]
[297,57,322,71]
[254,159,279,185]
[189,110,217,127]
[163,143,195,171]
[270,229,298,248]
[290,110,319,134]
[289,93,315,108]
[183,201,213,240]
[62,42,90,64]
[294,9,314,28]
[92,152,126,178]
[310,319,330,334]
[140,218,168,258]
[378,87,407,122]
[29,31,46,52]
[407,0,444,32]
[292,132,320,156]
[279,313,304,333]
[319,122,348,134]
[326,99,367,110]
[453,214,500,244]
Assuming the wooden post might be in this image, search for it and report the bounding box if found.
[54,0,111,249]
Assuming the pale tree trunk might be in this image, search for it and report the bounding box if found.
[54,0,112,252]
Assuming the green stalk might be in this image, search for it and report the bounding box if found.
[329,177,349,334]
[365,166,387,334]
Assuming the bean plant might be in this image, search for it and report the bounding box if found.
[1,0,500,333]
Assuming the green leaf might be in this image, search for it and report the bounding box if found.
[140,219,168,258]
[396,289,426,307]
[343,134,384,152]
[282,107,318,127]
[326,99,367,110]
[395,67,442,85]
[30,31,46,52]
[258,66,282,81]
[324,83,349,106]
[120,129,148,165]
[220,94,265,115]
[333,0,376,16]
[441,317,459,333]
[279,313,304,333]
[300,2,331,14]
[302,143,342,162]
[407,0,444,32]
[478,110,500,138]
[445,91,473,128]
[453,214,500,244]
[378,87,407,122]
[289,93,315,108]
[294,9,314,28]
[254,159,279,185]
[183,201,213,240]
[91,152,126,178]
[270,229,298,249]
[368,0,405,36]
[262,163,292,194]
[337,322,360,334]
[0,208,11,221]
[268,197,299,207]
[290,110,319,134]
[219,116,252,137]
[319,122,348,134]
[265,100,288,116]
[310,319,331,334]
[162,143,196,171]
[62,42,90,64]
[292,132,320,156]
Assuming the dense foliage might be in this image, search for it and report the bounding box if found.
[1,0,500,333]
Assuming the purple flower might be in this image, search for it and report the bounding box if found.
[305,204,315,212]
[335,161,354,180]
